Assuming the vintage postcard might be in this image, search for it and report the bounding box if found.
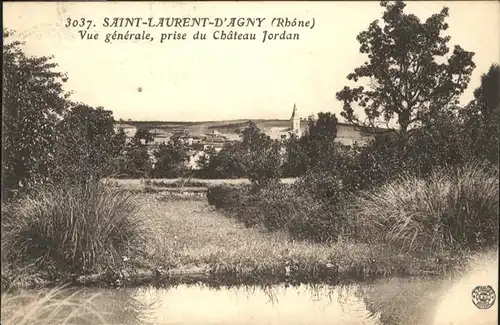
[2,1,498,325]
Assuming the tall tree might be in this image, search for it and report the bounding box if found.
[51,104,118,183]
[152,133,190,178]
[120,140,152,178]
[284,112,340,175]
[307,112,338,140]
[336,1,475,142]
[208,142,246,179]
[196,146,217,178]
[461,64,500,164]
[240,122,282,186]
[133,129,154,145]
[2,29,69,194]
[111,127,127,158]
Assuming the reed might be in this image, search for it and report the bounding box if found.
[1,181,159,274]
[352,163,499,253]
[1,285,109,325]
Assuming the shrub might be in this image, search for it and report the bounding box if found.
[337,135,408,192]
[207,181,347,243]
[206,184,250,209]
[1,182,157,274]
[294,169,345,203]
[350,163,499,253]
[207,184,268,228]
[284,200,341,243]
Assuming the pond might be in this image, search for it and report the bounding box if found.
[2,252,497,325]
[2,270,497,325]
[88,283,381,325]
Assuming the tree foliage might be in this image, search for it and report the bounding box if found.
[51,104,121,183]
[206,142,246,179]
[3,29,132,190]
[111,127,127,157]
[116,140,152,179]
[307,112,339,140]
[283,112,340,176]
[133,129,154,144]
[196,145,216,175]
[2,29,69,194]
[240,122,282,186]
[460,64,499,165]
[282,133,306,177]
[336,1,476,141]
[152,133,190,178]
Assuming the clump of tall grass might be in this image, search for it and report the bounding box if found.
[352,164,499,253]
[1,181,159,274]
[1,285,109,325]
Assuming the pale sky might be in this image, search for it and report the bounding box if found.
[3,1,499,122]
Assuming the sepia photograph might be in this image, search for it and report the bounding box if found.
[1,1,499,324]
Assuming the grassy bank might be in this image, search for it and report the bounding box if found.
[135,199,464,282]
[4,164,497,291]
[1,184,474,292]
[207,164,499,253]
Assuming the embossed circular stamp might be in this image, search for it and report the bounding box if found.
[472,285,496,309]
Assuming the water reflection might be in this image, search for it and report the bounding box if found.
[359,277,453,325]
[3,260,498,325]
[130,283,380,325]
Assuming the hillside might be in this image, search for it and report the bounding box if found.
[117,119,297,135]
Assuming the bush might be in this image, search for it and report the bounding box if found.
[206,184,266,228]
[207,181,347,243]
[206,184,249,209]
[257,183,300,231]
[336,135,408,192]
[350,164,499,253]
[294,169,345,203]
[1,182,157,274]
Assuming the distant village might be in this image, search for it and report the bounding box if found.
[114,105,374,170]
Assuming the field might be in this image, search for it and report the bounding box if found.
[97,196,469,286]
[105,178,297,189]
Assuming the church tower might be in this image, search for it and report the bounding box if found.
[290,104,301,137]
